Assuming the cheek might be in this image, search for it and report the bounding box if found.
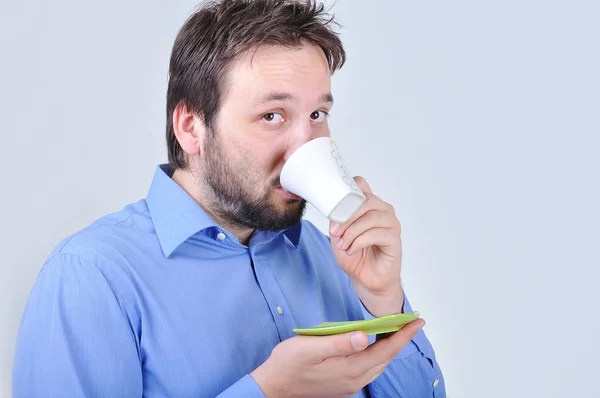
[262,150,287,177]
[229,127,288,178]
[232,144,276,183]
[243,153,279,186]
[317,125,331,138]
[251,140,286,169]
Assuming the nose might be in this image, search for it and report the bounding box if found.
[283,119,325,162]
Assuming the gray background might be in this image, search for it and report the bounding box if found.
[1,1,598,397]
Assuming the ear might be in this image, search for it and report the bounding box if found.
[172,102,206,157]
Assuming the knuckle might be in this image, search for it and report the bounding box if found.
[271,342,286,359]
[341,380,357,395]
[346,363,363,380]
[387,202,396,214]
[333,338,346,356]
[383,229,392,241]
[343,374,364,395]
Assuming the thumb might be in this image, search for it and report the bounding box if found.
[320,331,369,359]
[381,319,426,351]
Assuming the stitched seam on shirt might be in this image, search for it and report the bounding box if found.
[55,209,143,253]
[411,330,436,362]
[85,256,141,362]
[50,207,149,342]
[44,252,142,363]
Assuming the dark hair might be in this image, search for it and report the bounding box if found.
[165,0,346,169]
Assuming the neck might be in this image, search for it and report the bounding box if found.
[171,167,255,245]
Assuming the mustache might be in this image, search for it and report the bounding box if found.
[271,176,282,188]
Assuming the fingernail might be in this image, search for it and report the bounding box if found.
[416,319,426,329]
[330,223,340,235]
[336,238,344,249]
[351,332,367,349]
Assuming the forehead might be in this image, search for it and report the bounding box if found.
[223,43,332,102]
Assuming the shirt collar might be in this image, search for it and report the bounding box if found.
[283,222,302,247]
[145,164,302,257]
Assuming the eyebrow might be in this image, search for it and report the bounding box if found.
[253,92,334,107]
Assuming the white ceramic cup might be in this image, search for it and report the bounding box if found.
[280,137,366,223]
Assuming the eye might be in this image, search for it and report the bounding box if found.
[262,112,285,125]
[310,110,328,123]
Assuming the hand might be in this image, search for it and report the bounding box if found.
[329,177,404,317]
[250,319,425,397]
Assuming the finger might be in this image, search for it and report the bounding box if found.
[328,177,378,238]
[308,331,370,363]
[342,227,399,256]
[334,210,399,253]
[351,319,425,373]
[362,359,390,387]
[353,176,373,196]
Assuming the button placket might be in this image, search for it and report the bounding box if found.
[250,247,297,341]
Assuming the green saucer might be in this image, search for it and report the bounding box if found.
[293,311,420,336]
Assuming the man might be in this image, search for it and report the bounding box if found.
[13,0,446,396]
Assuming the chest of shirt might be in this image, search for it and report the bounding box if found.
[120,235,361,397]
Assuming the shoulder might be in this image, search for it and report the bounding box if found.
[46,199,152,269]
[36,199,153,316]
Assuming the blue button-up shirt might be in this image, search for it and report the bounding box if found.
[13,164,446,397]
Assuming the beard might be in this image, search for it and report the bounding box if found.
[201,128,306,231]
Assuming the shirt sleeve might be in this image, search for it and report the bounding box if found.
[215,374,266,397]
[359,293,448,398]
[12,253,143,398]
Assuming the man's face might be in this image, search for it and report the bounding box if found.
[201,42,333,231]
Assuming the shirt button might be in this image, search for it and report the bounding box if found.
[217,232,226,240]
[276,306,283,315]
[433,379,439,388]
